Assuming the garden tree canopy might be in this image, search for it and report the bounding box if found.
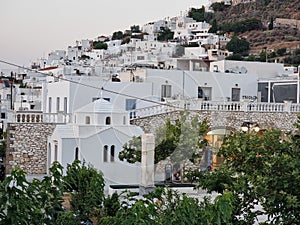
[188,6,213,23]
[130,25,141,33]
[210,2,230,12]
[219,18,263,34]
[157,28,174,42]
[226,36,250,55]
[112,31,124,40]
[63,160,105,221]
[119,112,209,166]
[0,162,67,225]
[189,116,300,224]
[100,188,234,225]
[0,160,105,225]
[208,19,218,33]
[93,41,108,50]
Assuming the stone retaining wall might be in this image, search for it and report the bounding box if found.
[5,123,55,174]
[132,111,299,133]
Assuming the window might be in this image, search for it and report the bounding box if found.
[198,87,212,100]
[75,147,79,160]
[48,97,52,113]
[123,116,126,125]
[231,88,241,102]
[110,145,115,162]
[161,85,172,99]
[56,97,60,112]
[1,113,5,119]
[137,56,145,60]
[126,99,136,118]
[64,97,67,113]
[103,145,108,162]
[54,144,58,161]
[105,116,111,125]
[85,116,90,124]
[92,97,100,102]
[48,143,51,169]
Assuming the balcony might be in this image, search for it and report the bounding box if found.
[11,111,72,124]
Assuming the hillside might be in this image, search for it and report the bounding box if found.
[212,0,300,58]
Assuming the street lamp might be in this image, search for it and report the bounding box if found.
[241,122,260,133]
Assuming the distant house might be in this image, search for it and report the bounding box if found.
[97,35,109,42]
[48,98,143,185]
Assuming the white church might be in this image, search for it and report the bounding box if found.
[48,98,143,185]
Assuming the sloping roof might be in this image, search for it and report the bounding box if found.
[75,98,125,114]
[52,124,78,138]
[52,125,143,139]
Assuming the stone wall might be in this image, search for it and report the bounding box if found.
[275,18,300,30]
[132,111,299,133]
[5,123,55,174]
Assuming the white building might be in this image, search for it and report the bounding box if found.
[48,98,144,184]
[210,60,285,78]
[142,20,169,34]
[44,75,157,115]
[146,69,258,102]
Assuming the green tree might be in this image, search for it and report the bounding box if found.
[100,188,234,225]
[268,17,274,30]
[210,2,229,12]
[157,28,174,41]
[193,117,300,224]
[220,18,263,34]
[130,25,141,33]
[208,19,218,33]
[103,192,120,217]
[246,54,257,61]
[0,162,68,225]
[93,41,108,50]
[259,50,267,62]
[112,31,124,40]
[119,136,142,163]
[63,160,105,221]
[226,36,250,55]
[119,112,209,171]
[276,48,286,56]
[188,6,213,22]
[226,53,243,61]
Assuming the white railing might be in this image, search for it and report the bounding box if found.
[12,111,72,124]
[130,100,300,119]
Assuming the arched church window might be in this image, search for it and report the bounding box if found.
[105,116,111,125]
[85,116,90,124]
[103,145,108,162]
[110,145,115,162]
[75,147,79,160]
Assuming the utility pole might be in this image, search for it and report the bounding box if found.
[10,71,13,110]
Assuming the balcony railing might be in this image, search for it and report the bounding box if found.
[11,111,72,124]
[8,100,300,124]
[129,100,300,119]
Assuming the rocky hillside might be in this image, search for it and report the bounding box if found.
[213,0,300,56]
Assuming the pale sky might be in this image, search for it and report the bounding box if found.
[0,0,209,69]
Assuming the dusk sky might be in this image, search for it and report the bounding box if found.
[0,0,209,69]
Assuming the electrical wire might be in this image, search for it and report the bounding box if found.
[0,59,185,110]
